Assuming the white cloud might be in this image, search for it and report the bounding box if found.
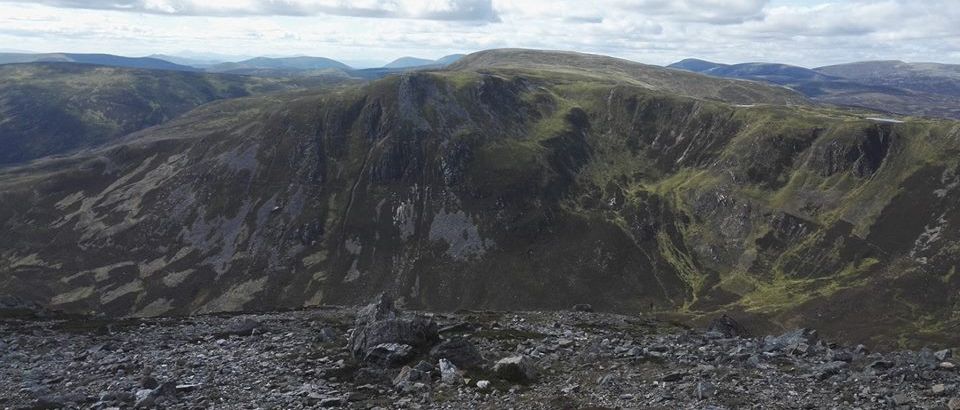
[0,0,958,66]
[0,0,501,21]
[616,0,770,24]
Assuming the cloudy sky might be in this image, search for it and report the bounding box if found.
[1,0,958,67]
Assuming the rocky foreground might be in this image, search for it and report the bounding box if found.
[2,298,960,409]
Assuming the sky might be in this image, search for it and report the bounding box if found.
[1,0,958,68]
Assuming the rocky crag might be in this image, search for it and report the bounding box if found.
[1,50,960,347]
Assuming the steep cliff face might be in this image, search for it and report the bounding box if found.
[2,52,959,347]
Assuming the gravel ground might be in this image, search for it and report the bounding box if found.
[2,304,959,409]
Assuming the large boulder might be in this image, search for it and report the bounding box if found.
[430,338,485,369]
[363,343,416,368]
[348,295,439,366]
[493,355,538,384]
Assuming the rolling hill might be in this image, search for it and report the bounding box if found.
[816,60,960,97]
[670,58,960,119]
[454,49,806,105]
[0,52,197,71]
[0,62,353,165]
[206,56,353,75]
[384,54,466,69]
[384,57,436,69]
[1,49,959,348]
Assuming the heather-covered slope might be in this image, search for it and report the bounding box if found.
[1,50,959,348]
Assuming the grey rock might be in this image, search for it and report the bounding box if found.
[706,315,747,338]
[572,304,594,312]
[661,372,688,382]
[223,318,263,337]
[31,396,68,409]
[318,327,339,343]
[363,343,416,368]
[0,294,46,318]
[139,376,159,389]
[394,365,432,395]
[932,383,948,396]
[817,361,849,380]
[936,349,953,361]
[694,382,716,399]
[831,350,854,362]
[597,374,619,385]
[355,294,398,325]
[869,360,896,371]
[319,397,343,407]
[918,348,940,369]
[100,391,135,403]
[348,297,439,364]
[395,365,431,386]
[762,328,818,353]
[439,359,462,385]
[891,393,912,406]
[134,389,155,408]
[430,338,484,369]
[175,384,200,393]
[493,355,538,384]
[414,360,434,374]
[353,367,391,386]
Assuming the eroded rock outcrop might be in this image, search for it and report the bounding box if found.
[348,295,439,367]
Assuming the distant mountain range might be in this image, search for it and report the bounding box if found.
[2,51,957,120]
[669,58,960,119]
[0,53,197,72]
[146,54,223,67]
[0,52,465,76]
[383,54,465,69]
[206,56,353,75]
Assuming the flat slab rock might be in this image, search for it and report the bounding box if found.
[1,308,959,409]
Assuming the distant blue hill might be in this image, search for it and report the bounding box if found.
[383,54,466,69]
[0,52,197,72]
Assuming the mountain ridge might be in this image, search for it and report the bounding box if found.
[1,49,960,348]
